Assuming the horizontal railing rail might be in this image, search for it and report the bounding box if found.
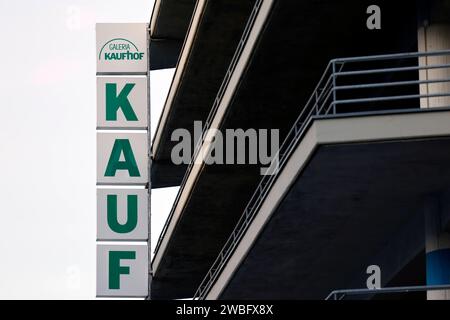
[193,49,450,299]
[325,284,450,300]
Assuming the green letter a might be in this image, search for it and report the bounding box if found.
[107,194,138,233]
[106,83,138,121]
[104,139,140,177]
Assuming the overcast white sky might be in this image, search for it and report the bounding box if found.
[0,0,178,299]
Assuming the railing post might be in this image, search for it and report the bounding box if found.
[332,61,337,115]
[315,89,319,115]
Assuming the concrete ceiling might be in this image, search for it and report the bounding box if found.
[220,137,450,299]
[149,0,196,70]
[152,0,258,187]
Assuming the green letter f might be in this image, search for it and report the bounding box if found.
[109,251,136,289]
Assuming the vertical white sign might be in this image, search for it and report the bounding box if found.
[97,244,148,297]
[97,189,148,241]
[96,22,150,298]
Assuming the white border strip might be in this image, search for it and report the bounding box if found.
[149,0,162,37]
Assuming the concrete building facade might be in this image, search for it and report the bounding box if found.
[149,0,450,300]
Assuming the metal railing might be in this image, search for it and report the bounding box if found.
[325,284,450,300]
[153,0,265,258]
[192,50,450,299]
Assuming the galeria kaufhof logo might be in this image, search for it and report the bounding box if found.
[99,38,144,61]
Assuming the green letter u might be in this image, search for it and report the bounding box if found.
[107,194,138,233]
